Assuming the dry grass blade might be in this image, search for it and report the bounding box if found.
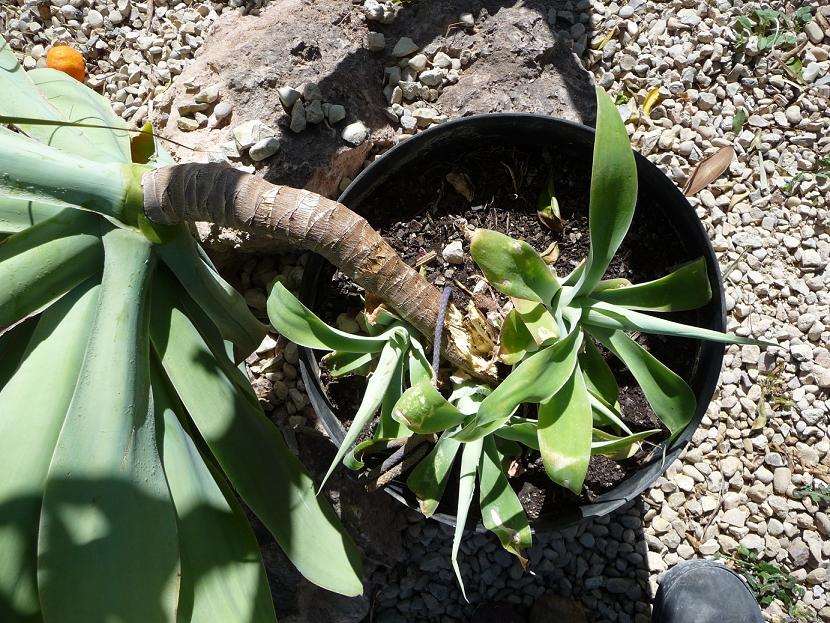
[683,145,735,196]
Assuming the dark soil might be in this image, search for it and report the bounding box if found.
[309,141,704,522]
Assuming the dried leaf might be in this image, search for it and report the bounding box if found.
[446,170,474,201]
[751,399,768,431]
[642,87,662,118]
[593,26,618,51]
[536,173,564,233]
[683,146,735,196]
[541,242,559,265]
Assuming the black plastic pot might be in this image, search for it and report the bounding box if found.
[299,114,726,532]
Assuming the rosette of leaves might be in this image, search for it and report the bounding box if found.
[271,87,775,597]
[0,37,361,622]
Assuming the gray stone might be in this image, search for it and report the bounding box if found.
[232,119,276,149]
[305,99,324,124]
[278,86,301,110]
[392,37,419,57]
[773,467,791,495]
[249,137,280,161]
[367,31,386,52]
[176,116,200,132]
[408,53,428,71]
[290,102,307,133]
[419,68,444,87]
[363,0,384,21]
[342,121,369,146]
[177,99,209,115]
[805,21,825,44]
[299,82,322,103]
[326,104,346,124]
[194,83,220,104]
[212,101,233,125]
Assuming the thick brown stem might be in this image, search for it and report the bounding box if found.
[142,163,496,381]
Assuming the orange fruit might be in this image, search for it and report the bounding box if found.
[46,45,86,82]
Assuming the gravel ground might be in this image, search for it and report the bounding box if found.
[4,0,829,621]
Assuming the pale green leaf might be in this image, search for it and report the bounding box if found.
[499,308,535,365]
[470,229,559,304]
[407,338,433,386]
[158,229,267,359]
[0,36,105,162]
[268,282,394,353]
[150,283,363,597]
[154,365,276,623]
[393,381,467,434]
[587,326,696,437]
[589,257,711,311]
[0,281,99,622]
[479,436,531,559]
[579,337,619,406]
[571,87,638,299]
[375,353,410,439]
[454,329,583,442]
[588,390,633,435]
[0,210,102,330]
[38,228,180,623]
[452,438,483,601]
[582,299,774,346]
[590,428,660,459]
[28,68,131,163]
[0,127,129,219]
[320,333,408,490]
[0,196,64,234]
[512,297,559,346]
[323,351,375,378]
[407,432,462,517]
[538,367,592,494]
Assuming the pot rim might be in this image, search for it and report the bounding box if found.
[299,112,726,533]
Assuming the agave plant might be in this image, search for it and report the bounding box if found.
[267,87,774,597]
[0,37,363,622]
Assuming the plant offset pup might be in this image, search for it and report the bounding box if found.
[269,87,773,595]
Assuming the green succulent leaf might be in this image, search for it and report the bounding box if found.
[454,328,583,442]
[0,35,107,163]
[0,315,37,391]
[0,209,101,332]
[579,337,620,407]
[538,367,593,495]
[154,365,276,623]
[494,419,539,450]
[0,197,64,234]
[323,351,375,378]
[267,282,393,353]
[470,229,559,304]
[131,122,176,167]
[479,436,532,560]
[375,352,410,439]
[452,438,483,601]
[570,87,638,299]
[38,228,181,623]
[150,284,363,597]
[320,332,409,490]
[512,297,560,346]
[0,281,99,621]
[587,326,696,438]
[591,428,661,459]
[499,308,536,365]
[28,68,132,163]
[407,432,462,517]
[158,229,267,360]
[589,257,712,312]
[407,338,433,386]
[343,436,408,471]
[393,381,467,434]
[0,127,131,219]
[588,390,633,435]
[582,299,775,346]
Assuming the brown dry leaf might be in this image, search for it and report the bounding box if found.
[751,400,768,432]
[683,145,735,196]
[446,170,475,201]
[642,87,662,118]
[541,241,560,265]
[306,141,373,198]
